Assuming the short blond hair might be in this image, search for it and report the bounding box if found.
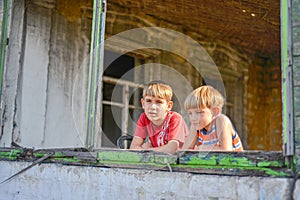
[184,85,224,110]
[143,80,173,102]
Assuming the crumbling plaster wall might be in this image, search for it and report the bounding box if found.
[1,0,93,148]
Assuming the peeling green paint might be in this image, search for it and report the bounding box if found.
[98,151,146,163]
[257,161,284,167]
[0,149,22,160]
[180,154,284,168]
[218,156,255,166]
[186,155,217,165]
[34,152,79,163]
[98,151,177,165]
[0,149,291,177]
[52,157,79,163]
[174,164,290,177]
[98,152,145,163]
[261,168,289,177]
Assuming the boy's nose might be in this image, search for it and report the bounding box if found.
[190,113,198,120]
[150,103,158,109]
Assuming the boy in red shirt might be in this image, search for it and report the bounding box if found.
[130,80,188,154]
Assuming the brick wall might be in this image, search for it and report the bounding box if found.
[247,60,282,150]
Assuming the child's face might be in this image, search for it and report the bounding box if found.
[186,107,214,130]
[142,95,173,126]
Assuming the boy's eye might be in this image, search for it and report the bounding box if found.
[145,99,152,103]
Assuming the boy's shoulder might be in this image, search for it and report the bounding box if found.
[216,113,226,119]
[215,114,232,125]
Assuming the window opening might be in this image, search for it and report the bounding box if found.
[101,51,144,148]
[104,0,282,152]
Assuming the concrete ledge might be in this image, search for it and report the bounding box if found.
[0,160,294,200]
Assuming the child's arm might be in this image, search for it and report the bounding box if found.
[146,140,180,154]
[129,136,145,150]
[214,115,234,150]
[182,125,198,150]
[130,139,179,154]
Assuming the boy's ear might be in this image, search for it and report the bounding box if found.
[212,106,221,116]
[141,98,145,108]
[167,101,173,111]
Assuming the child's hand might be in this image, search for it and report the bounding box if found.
[142,142,153,149]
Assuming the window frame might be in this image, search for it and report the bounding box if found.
[281,0,294,158]
[84,0,296,173]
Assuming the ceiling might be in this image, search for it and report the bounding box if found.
[107,0,280,59]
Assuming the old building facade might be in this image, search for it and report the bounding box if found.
[1,0,300,199]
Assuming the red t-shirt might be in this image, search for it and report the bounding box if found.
[134,111,188,148]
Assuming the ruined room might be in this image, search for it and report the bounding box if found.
[103,0,281,150]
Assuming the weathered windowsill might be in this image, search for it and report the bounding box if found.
[0,147,292,177]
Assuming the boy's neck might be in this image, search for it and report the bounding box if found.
[203,119,215,132]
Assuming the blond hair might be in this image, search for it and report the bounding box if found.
[143,80,173,102]
[184,85,224,110]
